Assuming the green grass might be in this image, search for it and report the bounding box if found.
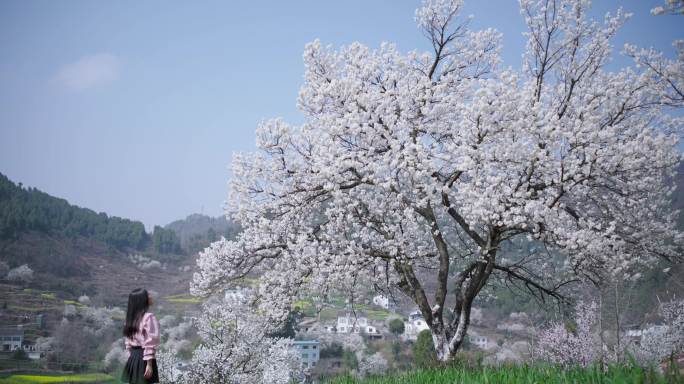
[0,373,115,384]
[319,307,340,321]
[62,300,84,307]
[349,304,394,321]
[293,299,319,316]
[163,293,203,304]
[8,305,53,312]
[325,364,682,384]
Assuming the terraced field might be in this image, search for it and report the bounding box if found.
[0,373,115,383]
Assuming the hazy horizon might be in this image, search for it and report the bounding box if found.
[1,0,681,229]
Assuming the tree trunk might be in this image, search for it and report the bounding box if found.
[431,299,474,361]
[429,260,492,361]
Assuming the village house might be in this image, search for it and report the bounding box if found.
[296,318,320,334]
[402,311,430,341]
[0,327,23,351]
[625,324,669,343]
[469,334,489,350]
[336,314,382,339]
[292,340,320,368]
[224,288,248,303]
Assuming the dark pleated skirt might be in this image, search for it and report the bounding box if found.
[122,346,159,384]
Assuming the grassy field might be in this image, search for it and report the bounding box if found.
[0,373,115,384]
[163,293,204,304]
[292,295,397,321]
[326,364,683,384]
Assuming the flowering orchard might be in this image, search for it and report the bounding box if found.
[193,0,684,361]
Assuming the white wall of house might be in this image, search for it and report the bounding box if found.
[1,335,23,351]
[403,317,430,341]
[372,295,389,309]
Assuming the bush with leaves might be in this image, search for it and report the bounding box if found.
[413,330,438,368]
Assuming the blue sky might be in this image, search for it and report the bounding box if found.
[0,1,681,229]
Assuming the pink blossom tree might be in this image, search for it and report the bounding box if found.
[534,301,603,367]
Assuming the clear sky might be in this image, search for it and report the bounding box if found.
[0,0,681,229]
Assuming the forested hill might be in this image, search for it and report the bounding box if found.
[0,172,147,250]
[165,213,240,254]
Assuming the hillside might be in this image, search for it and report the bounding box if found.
[0,173,199,310]
[0,173,147,251]
[165,213,240,254]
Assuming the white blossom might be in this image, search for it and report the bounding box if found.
[103,338,128,371]
[7,264,33,282]
[195,0,684,361]
[168,295,302,384]
[631,299,684,365]
[533,301,605,367]
[356,352,389,378]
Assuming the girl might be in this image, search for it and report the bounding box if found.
[122,288,161,384]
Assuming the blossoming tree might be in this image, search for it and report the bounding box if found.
[160,296,302,384]
[534,301,603,367]
[193,0,684,361]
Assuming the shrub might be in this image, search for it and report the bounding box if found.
[389,318,405,336]
[413,330,438,368]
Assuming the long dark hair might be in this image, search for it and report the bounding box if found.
[123,288,149,338]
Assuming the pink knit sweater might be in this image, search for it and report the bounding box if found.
[125,312,161,361]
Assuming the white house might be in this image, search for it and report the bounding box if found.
[632,325,669,342]
[469,334,489,350]
[372,295,389,309]
[19,344,41,359]
[0,328,23,351]
[336,314,368,333]
[336,314,382,338]
[403,311,430,341]
[625,329,643,338]
[297,318,320,334]
[224,288,248,303]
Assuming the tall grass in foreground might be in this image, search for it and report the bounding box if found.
[326,364,683,384]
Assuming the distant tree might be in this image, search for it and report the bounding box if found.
[7,264,33,283]
[152,226,181,254]
[103,339,127,372]
[268,309,302,339]
[206,228,218,243]
[0,261,9,278]
[167,295,303,384]
[320,342,344,358]
[389,318,405,337]
[534,301,602,367]
[632,299,684,366]
[391,341,402,359]
[413,330,438,368]
[342,348,358,370]
[357,352,389,378]
[651,0,684,15]
[50,320,98,371]
[11,349,29,360]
